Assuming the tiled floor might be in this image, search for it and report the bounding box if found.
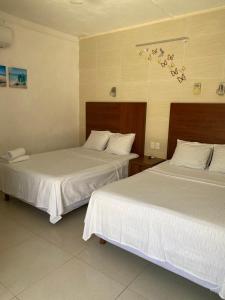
[0,193,221,300]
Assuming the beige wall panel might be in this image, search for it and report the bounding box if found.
[186,55,224,79]
[149,102,170,118]
[187,8,225,37]
[149,80,189,101]
[121,46,146,67]
[80,83,97,100]
[114,30,137,48]
[120,82,148,100]
[80,37,97,49]
[95,34,123,52]
[121,64,148,82]
[97,50,121,68]
[80,49,97,69]
[80,68,97,84]
[97,67,121,83]
[146,117,170,158]
[132,18,187,46]
[79,8,225,158]
[95,82,120,100]
[186,33,225,58]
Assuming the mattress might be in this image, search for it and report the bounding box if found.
[83,161,225,299]
[0,147,137,223]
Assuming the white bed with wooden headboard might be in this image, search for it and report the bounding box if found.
[0,102,146,223]
[83,103,225,299]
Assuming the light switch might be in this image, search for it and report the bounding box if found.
[150,142,155,149]
[155,142,160,150]
[193,83,201,95]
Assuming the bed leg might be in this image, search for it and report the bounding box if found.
[3,193,10,201]
[99,238,106,245]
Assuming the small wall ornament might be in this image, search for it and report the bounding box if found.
[0,65,7,87]
[9,67,27,89]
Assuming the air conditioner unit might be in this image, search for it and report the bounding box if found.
[0,25,13,48]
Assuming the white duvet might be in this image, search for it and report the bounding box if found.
[83,161,225,299]
[0,147,137,223]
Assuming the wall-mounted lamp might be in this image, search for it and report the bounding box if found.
[109,87,117,97]
[216,82,225,96]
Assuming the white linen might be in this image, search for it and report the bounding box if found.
[83,130,112,151]
[209,145,225,173]
[7,155,30,164]
[7,147,26,159]
[0,147,137,224]
[105,133,135,155]
[170,139,213,169]
[1,147,26,160]
[83,161,225,299]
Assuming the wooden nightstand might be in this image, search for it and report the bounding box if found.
[129,156,165,176]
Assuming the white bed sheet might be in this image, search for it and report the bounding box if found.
[0,147,137,223]
[83,161,225,299]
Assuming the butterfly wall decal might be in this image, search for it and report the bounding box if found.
[177,73,186,83]
[158,48,165,57]
[161,60,167,68]
[167,54,174,60]
[170,68,178,76]
[179,66,186,72]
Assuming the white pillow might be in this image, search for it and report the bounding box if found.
[170,139,213,169]
[105,133,135,155]
[83,130,112,151]
[209,145,225,173]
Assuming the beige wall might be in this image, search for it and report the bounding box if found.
[79,8,225,158]
[0,11,79,155]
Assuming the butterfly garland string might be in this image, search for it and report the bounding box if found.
[138,47,186,83]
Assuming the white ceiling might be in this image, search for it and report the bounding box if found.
[0,0,225,37]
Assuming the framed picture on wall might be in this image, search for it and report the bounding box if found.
[0,65,7,87]
[8,67,27,89]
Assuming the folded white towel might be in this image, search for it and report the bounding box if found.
[6,148,26,160]
[8,155,30,164]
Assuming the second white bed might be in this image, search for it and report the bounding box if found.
[83,161,225,299]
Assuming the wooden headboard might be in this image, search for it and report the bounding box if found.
[167,103,225,159]
[86,102,147,157]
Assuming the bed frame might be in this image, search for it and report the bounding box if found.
[167,103,225,159]
[86,102,147,157]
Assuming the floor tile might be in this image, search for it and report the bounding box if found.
[117,289,148,300]
[0,283,14,300]
[0,237,71,295]
[17,257,124,300]
[129,262,221,300]
[38,229,86,256]
[79,236,148,286]
[0,198,50,235]
[1,198,87,238]
[37,206,87,255]
[0,211,34,252]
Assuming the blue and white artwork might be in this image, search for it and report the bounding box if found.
[9,67,27,88]
[0,65,7,87]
